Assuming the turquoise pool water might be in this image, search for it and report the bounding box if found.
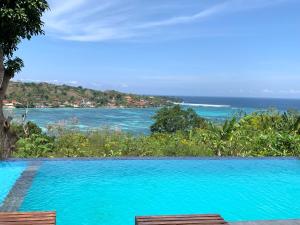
[0,162,26,205]
[17,159,300,224]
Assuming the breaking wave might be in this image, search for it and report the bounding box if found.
[174,102,231,108]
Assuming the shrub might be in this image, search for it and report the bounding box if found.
[150,105,206,133]
[15,134,55,158]
[10,121,43,138]
[55,132,90,157]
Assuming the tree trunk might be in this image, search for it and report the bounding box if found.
[0,49,17,159]
[0,48,4,88]
[0,48,5,159]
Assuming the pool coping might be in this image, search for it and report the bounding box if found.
[3,156,300,161]
[230,219,300,224]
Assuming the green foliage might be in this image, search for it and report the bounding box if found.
[151,105,206,133]
[26,121,43,135]
[12,121,54,158]
[10,123,25,138]
[0,0,49,56]
[16,134,55,157]
[10,121,42,138]
[55,132,89,157]
[4,57,24,77]
[12,110,300,158]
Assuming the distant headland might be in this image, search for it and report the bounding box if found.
[5,82,179,108]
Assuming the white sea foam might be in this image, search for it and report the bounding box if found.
[174,102,231,108]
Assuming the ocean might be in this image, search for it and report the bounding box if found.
[5,96,300,134]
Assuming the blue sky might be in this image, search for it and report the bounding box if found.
[14,0,300,98]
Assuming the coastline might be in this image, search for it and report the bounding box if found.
[4,105,166,110]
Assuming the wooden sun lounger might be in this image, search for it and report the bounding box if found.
[0,211,56,225]
[135,214,228,225]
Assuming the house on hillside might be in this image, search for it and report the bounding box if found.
[125,96,133,104]
[2,100,20,108]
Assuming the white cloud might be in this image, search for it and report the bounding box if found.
[120,83,129,88]
[262,89,274,93]
[136,3,226,29]
[14,78,42,83]
[280,89,300,94]
[141,75,203,82]
[44,0,293,42]
[140,0,291,28]
[13,78,81,87]
[68,81,79,85]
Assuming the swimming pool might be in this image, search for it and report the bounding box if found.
[2,159,300,224]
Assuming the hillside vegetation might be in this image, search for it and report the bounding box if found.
[6,82,176,108]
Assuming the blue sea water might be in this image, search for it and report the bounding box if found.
[19,159,300,224]
[6,97,300,134]
[0,162,26,205]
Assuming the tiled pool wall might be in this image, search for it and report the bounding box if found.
[0,162,40,212]
[0,162,27,207]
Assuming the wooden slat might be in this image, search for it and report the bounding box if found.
[137,218,223,223]
[137,215,221,219]
[137,216,222,221]
[136,214,228,225]
[137,221,227,225]
[0,212,56,225]
[0,214,56,219]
